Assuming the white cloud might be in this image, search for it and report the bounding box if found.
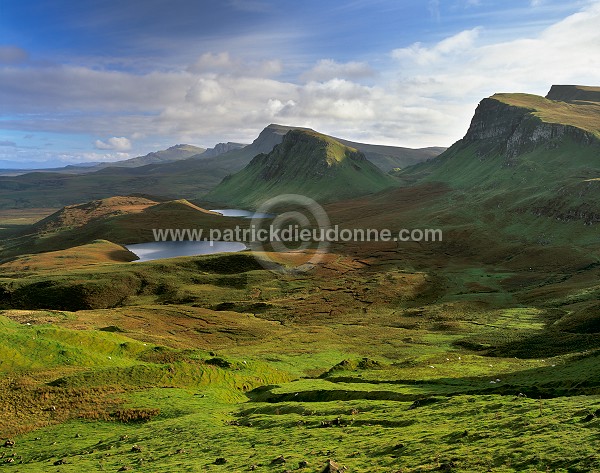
[0,66,192,113]
[302,59,375,82]
[94,136,132,151]
[391,28,481,65]
[391,2,600,102]
[187,52,282,77]
[188,52,233,73]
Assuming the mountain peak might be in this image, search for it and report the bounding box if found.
[248,124,314,155]
[458,86,600,159]
[200,142,246,159]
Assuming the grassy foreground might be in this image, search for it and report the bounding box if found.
[1,246,600,472]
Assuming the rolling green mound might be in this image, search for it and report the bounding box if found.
[207,130,398,207]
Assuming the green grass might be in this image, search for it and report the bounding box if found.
[6,359,600,472]
[0,315,148,374]
[2,257,600,472]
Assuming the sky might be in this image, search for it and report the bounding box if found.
[1,0,599,168]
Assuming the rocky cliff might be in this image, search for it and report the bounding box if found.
[395,85,600,226]
[462,89,599,161]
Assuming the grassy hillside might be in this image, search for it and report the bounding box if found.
[0,240,136,273]
[207,130,398,207]
[2,246,600,471]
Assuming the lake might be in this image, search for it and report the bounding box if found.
[126,241,247,262]
[210,209,275,218]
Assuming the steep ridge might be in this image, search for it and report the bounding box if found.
[466,93,599,159]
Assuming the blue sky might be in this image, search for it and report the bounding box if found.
[1,0,599,167]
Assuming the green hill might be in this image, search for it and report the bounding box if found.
[206,129,399,207]
[0,196,246,258]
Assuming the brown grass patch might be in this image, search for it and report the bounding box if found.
[0,376,126,437]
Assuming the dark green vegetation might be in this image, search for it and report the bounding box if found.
[0,85,599,472]
[207,130,399,207]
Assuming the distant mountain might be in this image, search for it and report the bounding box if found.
[80,144,207,171]
[0,125,444,209]
[199,142,247,159]
[0,144,206,177]
[335,139,444,172]
[206,129,398,207]
[212,124,445,173]
[0,161,103,177]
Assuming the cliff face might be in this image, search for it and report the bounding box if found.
[396,85,600,226]
[463,97,598,161]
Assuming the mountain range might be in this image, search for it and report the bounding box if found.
[0,124,444,209]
